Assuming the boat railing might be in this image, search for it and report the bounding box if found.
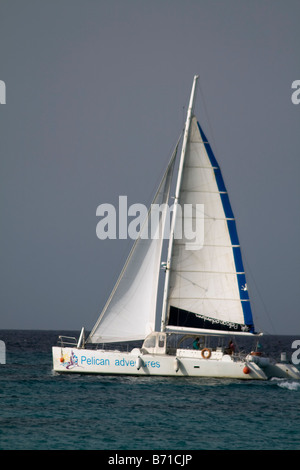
[58,335,78,347]
[232,350,248,361]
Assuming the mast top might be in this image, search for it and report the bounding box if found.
[188,75,199,113]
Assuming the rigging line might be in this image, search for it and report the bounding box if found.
[88,136,181,341]
[197,78,219,158]
[142,131,183,213]
[242,254,277,334]
[249,296,273,336]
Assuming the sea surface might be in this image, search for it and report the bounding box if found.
[0,330,299,451]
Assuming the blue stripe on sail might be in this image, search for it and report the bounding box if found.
[227,220,239,246]
[197,120,255,330]
[237,273,249,300]
[220,193,234,219]
[233,247,245,273]
[241,302,254,331]
[197,124,219,168]
[214,168,227,192]
[197,123,229,198]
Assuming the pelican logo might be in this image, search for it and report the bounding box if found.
[241,283,248,291]
[0,80,6,104]
[60,350,79,369]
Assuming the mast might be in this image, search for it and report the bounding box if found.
[160,75,199,332]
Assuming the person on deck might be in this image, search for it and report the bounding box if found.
[227,339,235,355]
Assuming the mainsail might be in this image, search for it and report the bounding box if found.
[164,116,255,334]
[88,142,178,343]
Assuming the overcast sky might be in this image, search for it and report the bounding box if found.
[0,0,299,334]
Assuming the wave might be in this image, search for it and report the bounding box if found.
[271,377,300,391]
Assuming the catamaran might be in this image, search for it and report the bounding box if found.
[52,76,300,380]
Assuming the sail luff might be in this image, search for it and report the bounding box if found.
[160,75,199,332]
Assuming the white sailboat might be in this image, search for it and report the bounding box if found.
[52,76,300,380]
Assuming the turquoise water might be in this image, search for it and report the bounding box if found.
[0,331,299,450]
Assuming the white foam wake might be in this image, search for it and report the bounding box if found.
[271,378,300,391]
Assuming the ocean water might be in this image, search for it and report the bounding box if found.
[0,330,299,451]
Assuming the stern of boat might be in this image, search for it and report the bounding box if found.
[246,352,300,380]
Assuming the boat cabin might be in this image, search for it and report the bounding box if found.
[142,332,167,355]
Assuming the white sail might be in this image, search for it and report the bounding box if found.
[165,116,254,334]
[88,144,178,343]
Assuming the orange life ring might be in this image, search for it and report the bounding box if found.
[201,348,211,359]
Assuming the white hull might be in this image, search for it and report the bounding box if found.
[52,346,269,380]
[246,353,300,380]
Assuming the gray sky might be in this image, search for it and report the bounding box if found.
[0,0,299,334]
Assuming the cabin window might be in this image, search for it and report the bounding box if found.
[144,335,156,348]
[158,334,165,348]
